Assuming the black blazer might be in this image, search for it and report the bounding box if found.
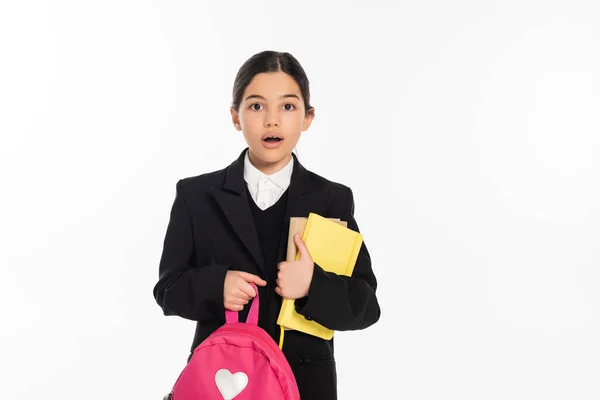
[153,148,380,399]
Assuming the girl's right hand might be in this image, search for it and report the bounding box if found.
[223,270,267,311]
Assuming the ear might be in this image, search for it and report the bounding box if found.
[230,107,241,131]
[302,107,315,131]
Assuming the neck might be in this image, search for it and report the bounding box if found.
[248,150,292,175]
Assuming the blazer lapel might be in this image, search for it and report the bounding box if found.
[210,147,328,274]
[209,149,265,274]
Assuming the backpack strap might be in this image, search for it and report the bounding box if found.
[225,283,259,325]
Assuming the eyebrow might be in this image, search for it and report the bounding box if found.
[244,94,300,102]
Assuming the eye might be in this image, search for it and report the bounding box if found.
[283,103,296,111]
[250,103,263,111]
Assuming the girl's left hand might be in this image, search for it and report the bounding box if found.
[275,233,314,299]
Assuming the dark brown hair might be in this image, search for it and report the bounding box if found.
[231,51,313,115]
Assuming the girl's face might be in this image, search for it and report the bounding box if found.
[231,71,314,175]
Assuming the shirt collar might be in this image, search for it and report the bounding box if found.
[243,151,294,190]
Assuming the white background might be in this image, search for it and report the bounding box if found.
[1,1,599,399]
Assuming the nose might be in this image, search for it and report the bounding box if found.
[264,110,280,127]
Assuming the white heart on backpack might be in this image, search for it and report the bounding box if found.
[215,369,248,400]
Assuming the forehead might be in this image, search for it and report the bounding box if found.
[243,71,302,100]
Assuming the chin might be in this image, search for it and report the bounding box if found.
[251,147,291,164]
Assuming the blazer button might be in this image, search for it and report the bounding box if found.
[299,356,310,365]
[305,316,312,320]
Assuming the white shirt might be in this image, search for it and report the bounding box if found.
[243,151,293,210]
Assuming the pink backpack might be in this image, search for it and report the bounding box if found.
[164,284,300,400]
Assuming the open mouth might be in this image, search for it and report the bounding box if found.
[262,134,283,143]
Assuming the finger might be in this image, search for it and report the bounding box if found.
[226,303,244,311]
[235,289,252,301]
[238,282,256,298]
[279,261,291,271]
[227,296,248,305]
[294,233,310,260]
[237,271,267,286]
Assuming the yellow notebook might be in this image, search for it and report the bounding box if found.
[276,212,363,341]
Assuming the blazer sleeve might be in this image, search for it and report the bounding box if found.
[153,179,229,321]
[294,186,381,331]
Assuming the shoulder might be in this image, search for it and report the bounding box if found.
[176,168,226,192]
[305,168,355,212]
[169,166,229,208]
[308,169,352,195]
